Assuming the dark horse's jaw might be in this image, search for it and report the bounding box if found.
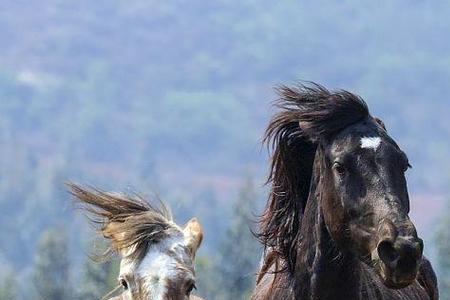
[372,255,422,289]
[372,257,419,289]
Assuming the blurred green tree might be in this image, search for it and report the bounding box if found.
[194,255,218,299]
[0,272,18,300]
[32,228,72,300]
[76,245,120,300]
[215,179,260,300]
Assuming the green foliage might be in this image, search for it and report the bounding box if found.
[32,228,72,300]
[197,179,260,299]
[0,272,18,300]
[76,258,119,300]
[75,241,120,300]
[194,255,217,298]
[217,179,260,299]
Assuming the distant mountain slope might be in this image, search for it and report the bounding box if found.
[0,0,448,279]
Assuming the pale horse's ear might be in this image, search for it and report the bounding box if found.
[183,218,204,258]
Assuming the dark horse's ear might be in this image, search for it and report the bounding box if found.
[374,117,387,131]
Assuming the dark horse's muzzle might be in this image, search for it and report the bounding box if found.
[372,218,423,289]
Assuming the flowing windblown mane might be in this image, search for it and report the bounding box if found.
[257,82,370,273]
[68,183,177,262]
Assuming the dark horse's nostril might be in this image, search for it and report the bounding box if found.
[378,237,423,275]
[400,239,423,260]
[397,255,417,273]
[377,240,399,267]
[396,239,423,274]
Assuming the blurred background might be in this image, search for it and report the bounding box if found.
[0,1,449,299]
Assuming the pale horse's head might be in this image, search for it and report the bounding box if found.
[69,184,204,300]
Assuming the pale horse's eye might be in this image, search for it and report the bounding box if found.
[186,282,197,296]
[119,278,129,290]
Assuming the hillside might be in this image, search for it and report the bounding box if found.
[0,1,449,297]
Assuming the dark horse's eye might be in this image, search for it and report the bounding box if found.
[403,162,412,172]
[333,162,346,176]
[119,278,128,290]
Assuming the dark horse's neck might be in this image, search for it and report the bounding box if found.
[293,158,361,300]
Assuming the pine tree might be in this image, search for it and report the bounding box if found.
[0,272,18,300]
[216,179,260,300]
[32,228,72,300]
[77,253,119,300]
[193,255,218,299]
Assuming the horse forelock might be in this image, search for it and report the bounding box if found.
[68,183,179,261]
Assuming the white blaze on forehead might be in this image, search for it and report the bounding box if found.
[138,252,176,299]
[360,136,381,150]
[119,235,193,299]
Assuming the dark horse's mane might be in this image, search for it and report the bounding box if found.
[257,82,369,273]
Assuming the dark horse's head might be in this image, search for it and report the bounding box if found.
[259,83,423,289]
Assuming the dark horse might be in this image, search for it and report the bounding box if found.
[251,83,438,300]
